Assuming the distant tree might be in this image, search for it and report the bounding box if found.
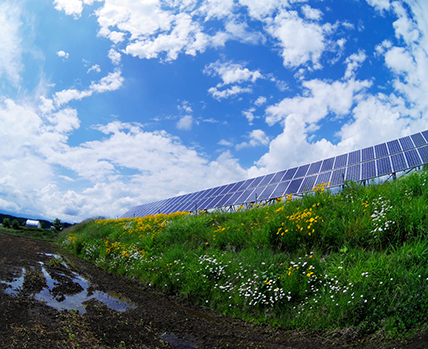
[2,218,10,229]
[11,220,19,230]
[53,218,63,232]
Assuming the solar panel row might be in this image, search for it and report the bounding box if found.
[121,131,428,218]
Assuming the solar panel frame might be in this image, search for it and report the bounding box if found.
[422,130,428,142]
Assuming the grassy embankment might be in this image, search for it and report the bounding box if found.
[59,170,428,339]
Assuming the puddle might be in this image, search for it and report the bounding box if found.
[1,255,136,314]
[160,333,199,349]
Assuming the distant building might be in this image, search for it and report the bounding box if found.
[25,220,41,228]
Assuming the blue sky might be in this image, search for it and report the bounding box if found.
[1,0,428,222]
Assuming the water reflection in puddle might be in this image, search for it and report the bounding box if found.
[1,255,135,314]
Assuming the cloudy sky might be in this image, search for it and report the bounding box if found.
[1,0,428,222]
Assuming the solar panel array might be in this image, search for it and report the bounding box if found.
[121,130,428,218]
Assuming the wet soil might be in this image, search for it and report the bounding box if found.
[1,232,428,349]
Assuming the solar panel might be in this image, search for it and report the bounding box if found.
[399,136,414,151]
[270,181,290,199]
[362,147,375,162]
[238,179,255,192]
[299,175,317,193]
[315,172,331,186]
[387,140,401,154]
[259,183,278,200]
[376,157,392,176]
[321,157,335,172]
[411,133,426,147]
[121,129,428,218]
[248,175,265,189]
[283,167,298,180]
[270,170,287,184]
[294,164,310,178]
[375,143,388,157]
[258,173,275,187]
[346,164,360,181]
[391,153,407,172]
[404,149,422,167]
[331,168,345,186]
[348,150,360,166]
[307,161,323,176]
[418,145,428,163]
[361,161,376,180]
[334,154,347,169]
[285,178,303,194]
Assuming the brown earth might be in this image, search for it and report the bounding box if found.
[1,232,428,349]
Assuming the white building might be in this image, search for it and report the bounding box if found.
[25,220,41,228]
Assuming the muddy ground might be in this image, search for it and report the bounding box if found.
[1,232,428,348]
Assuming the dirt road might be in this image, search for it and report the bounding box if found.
[1,232,427,348]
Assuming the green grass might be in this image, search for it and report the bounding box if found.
[58,170,428,339]
[0,226,59,241]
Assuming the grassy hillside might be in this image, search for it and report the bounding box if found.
[59,170,428,340]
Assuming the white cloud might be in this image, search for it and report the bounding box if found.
[343,50,366,80]
[218,139,233,147]
[57,50,69,59]
[366,0,391,12]
[87,64,101,73]
[198,0,235,20]
[265,9,328,69]
[204,60,263,86]
[255,96,267,106]
[54,0,83,18]
[301,4,323,21]
[208,85,253,100]
[0,2,23,86]
[108,48,121,65]
[177,115,193,130]
[236,129,269,150]
[242,108,256,124]
[54,69,124,106]
[90,69,124,92]
[265,78,372,126]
